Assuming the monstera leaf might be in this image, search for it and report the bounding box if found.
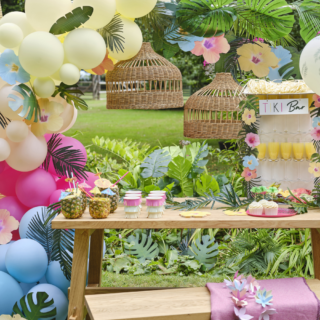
[176,0,237,37]
[141,149,172,179]
[278,47,301,80]
[167,156,193,197]
[8,84,40,122]
[195,173,220,197]
[299,0,320,43]
[49,6,94,35]
[188,142,209,179]
[124,233,159,262]
[188,235,219,270]
[12,292,56,320]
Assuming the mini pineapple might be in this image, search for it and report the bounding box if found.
[96,186,119,213]
[81,191,87,214]
[89,197,111,219]
[61,195,82,219]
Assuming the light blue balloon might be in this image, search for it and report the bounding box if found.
[20,275,47,295]
[0,271,24,315]
[19,206,47,239]
[5,239,48,283]
[27,284,68,320]
[46,261,70,297]
[0,242,14,273]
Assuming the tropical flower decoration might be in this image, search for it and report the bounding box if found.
[241,168,257,181]
[245,133,260,148]
[191,34,230,64]
[255,289,273,308]
[234,307,253,320]
[0,209,19,245]
[258,309,277,320]
[309,162,320,177]
[268,46,292,83]
[242,109,256,125]
[167,28,203,52]
[313,94,320,108]
[26,99,64,137]
[237,41,280,78]
[312,117,320,128]
[91,50,115,75]
[0,49,30,85]
[243,155,259,170]
[311,127,320,141]
[232,289,248,307]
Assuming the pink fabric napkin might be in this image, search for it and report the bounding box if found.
[206,278,319,320]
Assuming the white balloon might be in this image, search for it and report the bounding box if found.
[0,12,35,37]
[0,138,11,161]
[64,28,106,70]
[6,121,29,143]
[0,85,24,121]
[73,0,116,29]
[34,77,56,98]
[59,63,80,85]
[0,23,23,49]
[116,0,157,18]
[300,37,320,95]
[108,17,142,61]
[0,126,6,139]
[19,32,64,78]
[25,0,73,32]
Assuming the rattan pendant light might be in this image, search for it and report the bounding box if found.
[184,73,245,139]
[106,42,184,110]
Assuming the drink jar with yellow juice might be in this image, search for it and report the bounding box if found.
[280,140,292,160]
[257,143,267,160]
[293,139,304,161]
[268,141,280,161]
[305,142,316,160]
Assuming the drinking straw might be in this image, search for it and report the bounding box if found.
[79,186,94,199]
[111,171,129,187]
[71,172,76,190]
[65,172,72,190]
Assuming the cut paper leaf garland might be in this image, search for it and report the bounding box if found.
[0,209,19,245]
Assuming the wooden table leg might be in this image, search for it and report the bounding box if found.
[311,229,320,280]
[68,229,90,320]
[88,229,104,287]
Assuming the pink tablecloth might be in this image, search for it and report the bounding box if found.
[206,278,319,320]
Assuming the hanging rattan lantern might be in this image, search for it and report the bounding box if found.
[106,42,184,110]
[184,73,245,139]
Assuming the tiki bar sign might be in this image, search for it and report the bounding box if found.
[259,98,309,115]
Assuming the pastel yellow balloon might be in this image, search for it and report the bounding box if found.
[59,63,80,85]
[64,28,106,70]
[19,32,64,77]
[73,0,116,30]
[0,138,11,161]
[0,23,24,48]
[108,17,142,61]
[116,0,157,18]
[0,12,35,37]
[0,85,24,121]
[25,0,72,32]
[115,11,135,21]
[34,77,56,98]
[6,120,29,143]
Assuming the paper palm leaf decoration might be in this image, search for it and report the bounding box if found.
[278,47,301,80]
[141,149,172,179]
[12,292,57,320]
[0,112,10,129]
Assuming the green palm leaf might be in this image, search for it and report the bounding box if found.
[278,46,301,79]
[141,149,172,179]
[49,6,94,35]
[176,0,237,37]
[0,112,10,129]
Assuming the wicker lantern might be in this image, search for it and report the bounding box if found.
[106,42,184,110]
[184,73,245,139]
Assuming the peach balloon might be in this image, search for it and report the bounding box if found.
[6,121,29,143]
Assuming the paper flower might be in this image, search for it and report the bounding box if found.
[254,37,264,43]
[268,187,278,195]
[259,309,277,320]
[92,50,115,75]
[191,34,230,63]
[268,46,292,83]
[0,49,30,85]
[232,288,248,307]
[245,133,260,148]
[241,168,257,181]
[255,289,273,308]
[246,275,260,294]
[313,94,320,108]
[234,307,254,320]
[312,117,320,128]
[309,162,320,177]
[167,29,204,52]
[243,155,259,170]
[242,109,256,125]
[311,127,320,141]
[0,209,19,245]
[237,42,280,77]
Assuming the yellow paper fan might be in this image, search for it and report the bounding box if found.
[179,212,194,218]
[224,209,247,216]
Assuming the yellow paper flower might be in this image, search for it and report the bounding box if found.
[224,209,247,216]
[26,99,64,137]
[242,108,256,125]
[279,189,290,198]
[309,162,320,177]
[237,41,280,78]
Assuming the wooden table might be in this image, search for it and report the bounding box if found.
[51,204,320,320]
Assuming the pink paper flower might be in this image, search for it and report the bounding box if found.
[191,34,230,63]
[245,133,260,148]
[203,60,209,67]
[0,209,19,245]
[311,127,320,140]
[232,289,248,307]
[241,168,257,182]
[313,94,320,108]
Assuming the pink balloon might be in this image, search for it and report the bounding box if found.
[79,171,98,191]
[0,161,6,174]
[56,177,71,190]
[16,169,57,207]
[49,189,64,205]
[0,167,22,196]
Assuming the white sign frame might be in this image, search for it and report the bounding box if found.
[259,98,309,115]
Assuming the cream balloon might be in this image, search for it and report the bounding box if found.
[59,64,80,85]
[0,23,24,48]
[6,121,29,143]
[108,17,142,61]
[19,32,64,77]
[6,130,48,172]
[116,0,157,18]
[25,0,72,32]
[0,126,6,139]
[73,0,116,29]
[0,138,10,161]
[0,12,35,37]
[34,77,56,98]
[0,85,24,121]
[64,28,106,69]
